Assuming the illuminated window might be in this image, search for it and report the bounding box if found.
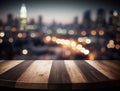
[21,19,27,24]
[113,11,118,16]
[20,4,27,18]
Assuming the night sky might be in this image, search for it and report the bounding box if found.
[0,0,120,24]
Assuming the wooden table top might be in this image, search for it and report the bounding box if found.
[0,60,120,90]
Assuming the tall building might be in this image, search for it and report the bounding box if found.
[96,8,106,27]
[0,19,3,26]
[38,16,43,30]
[82,10,92,28]
[14,18,19,28]
[7,14,13,26]
[73,16,79,30]
[30,18,35,25]
[74,16,78,25]
[108,10,114,25]
[20,4,27,31]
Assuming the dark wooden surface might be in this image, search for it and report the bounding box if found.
[0,60,120,90]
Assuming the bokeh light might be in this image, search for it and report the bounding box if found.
[22,49,28,55]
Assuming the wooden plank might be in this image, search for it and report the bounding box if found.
[101,61,120,72]
[0,61,33,87]
[15,60,53,89]
[75,61,109,82]
[0,60,120,90]
[107,61,120,68]
[86,60,120,80]
[0,60,24,74]
[64,60,88,89]
[48,60,71,89]
[0,60,4,62]
[64,60,87,83]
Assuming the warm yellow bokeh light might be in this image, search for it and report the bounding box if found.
[98,30,104,36]
[88,53,95,60]
[107,40,115,49]
[76,44,82,50]
[17,33,23,38]
[115,44,120,50]
[30,33,36,38]
[8,37,14,43]
[45,36,51,41]
[0,32,5,37]
[78,37,82,42]
[101,47,106,52]
[0,39,3,43]
[11,27,16,32]
[71,41,77,47]
[90,30,96,36]
[51,36,57,42]
[109,40,114,44]
[81,31,87,36]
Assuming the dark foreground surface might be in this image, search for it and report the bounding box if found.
[0,60,120,91]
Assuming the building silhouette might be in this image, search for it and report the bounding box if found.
[0,19,3,26]
[73,16,79,30]
[74,16,78,25]
[13,18,19,28]
[30,18,35,25]
[96,8,106,28]
[82,10,92,29]
[7,14,13,26]
[38,16,43,30]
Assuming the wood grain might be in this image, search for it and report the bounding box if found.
[64,60,87,83]
[0,60,4,62]
[0,61,33,87]
[0,60,24,74]
[0,60,120,90]
[85,60,120,80]
[75,61,109,82]
[101,61,120,71]
[15,60,53,89]
[48,60,71,89]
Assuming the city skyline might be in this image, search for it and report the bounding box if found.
[0,0,120,24]
[0,0,120,60]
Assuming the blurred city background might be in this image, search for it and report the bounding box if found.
[0,0,120,60]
